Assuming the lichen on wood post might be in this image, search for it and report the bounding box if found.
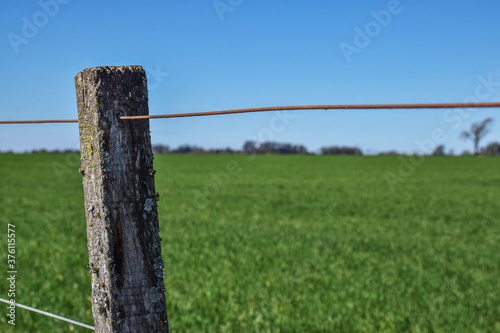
[75,66,168,332]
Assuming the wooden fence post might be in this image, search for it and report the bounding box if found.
[75,66,168,332]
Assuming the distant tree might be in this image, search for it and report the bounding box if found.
[378,150,401,156]
[460,118,493,155]
[431,145,445,156]
[482,142,500,156]
[461,150,472,156]
[152,144,170,154]
[173,144,204,154]
[244,141,308,155]
[258,142,279,154]
[321,146,363,155]
[62,148,79,154]
[208,147,234,154]
[242,140,257,153]
[291,144,308,155]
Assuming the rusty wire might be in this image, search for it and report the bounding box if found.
[0,119,78,124]
[119,102,500,120]
[1,102,500,124]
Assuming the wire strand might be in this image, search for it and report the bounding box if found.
[1,102,499,124]
[118,102,500,120]
[0,297,94,330]
[0,119,78,124]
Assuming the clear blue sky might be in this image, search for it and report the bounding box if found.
[1,0,500,154]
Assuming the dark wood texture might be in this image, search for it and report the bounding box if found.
[75,66,168,332]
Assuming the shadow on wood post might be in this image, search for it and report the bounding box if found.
[75,66,169,332]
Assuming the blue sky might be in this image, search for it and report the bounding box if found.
[1,0,500,154]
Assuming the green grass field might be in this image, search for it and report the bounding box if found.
[0,153,499,332]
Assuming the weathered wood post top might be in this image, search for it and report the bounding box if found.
[75,66,168,332]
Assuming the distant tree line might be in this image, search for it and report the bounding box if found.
[152,144,235,155]
[242,141,309,155]
[153,141,363,155]
[482,142,500,156]
[151,141,363,155]
[24,148,80,154]
[320,146,362,155]
[379,142,500,157]
[1,141,498,156]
